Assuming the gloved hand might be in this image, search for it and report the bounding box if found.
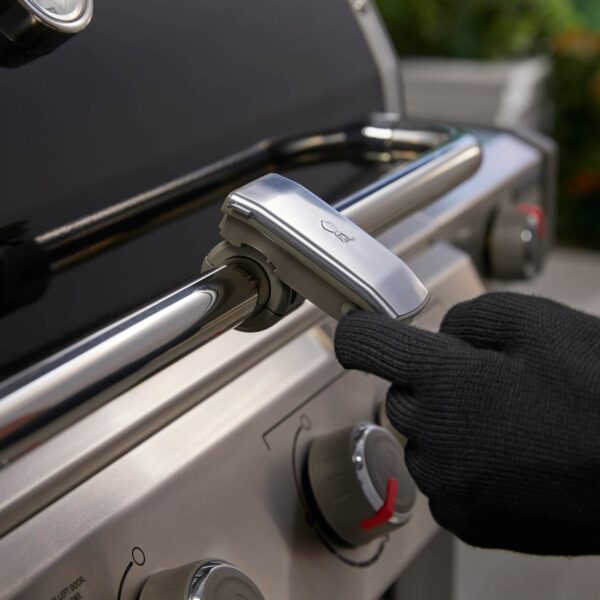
[335,292,600,555]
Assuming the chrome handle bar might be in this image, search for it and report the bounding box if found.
[0,122,481,465]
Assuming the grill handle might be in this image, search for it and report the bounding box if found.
[0,121,481,465]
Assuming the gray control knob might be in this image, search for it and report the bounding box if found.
[139,560,265,600]
[488,201,546,279]
[307,422,415,547]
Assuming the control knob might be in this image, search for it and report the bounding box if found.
[306,422,415,547]
[488,201,546,279]
[139,560,265,600]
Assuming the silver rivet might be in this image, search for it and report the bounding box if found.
[353,453,364,469]
[520,229,533,243]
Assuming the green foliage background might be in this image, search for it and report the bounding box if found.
[377,0,600,248]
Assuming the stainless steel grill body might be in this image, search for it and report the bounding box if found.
[0,1,555,598]
[0,130,551,599]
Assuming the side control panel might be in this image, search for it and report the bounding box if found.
[139,560,265,600]
[306,423,416,547]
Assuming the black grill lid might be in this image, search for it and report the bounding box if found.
[0,0,384,376]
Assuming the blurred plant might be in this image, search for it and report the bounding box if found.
[377,0,600,248]
[551,28,600,246]
[376,0,580,59]
[573,0,600,29]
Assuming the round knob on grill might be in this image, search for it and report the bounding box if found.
[487,201,546,279]
[0,0,93,66]
[139,560,265,600]
[306,422,415,547]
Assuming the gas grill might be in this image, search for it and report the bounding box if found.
[0,1,555,599]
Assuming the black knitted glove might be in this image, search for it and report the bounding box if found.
[335,292,600,555]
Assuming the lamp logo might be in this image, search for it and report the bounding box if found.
[320,220,355,244]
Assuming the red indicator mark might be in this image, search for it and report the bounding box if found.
[360,477,398,530]
[518,203,547,239]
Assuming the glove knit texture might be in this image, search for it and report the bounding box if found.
[335,292,600,555]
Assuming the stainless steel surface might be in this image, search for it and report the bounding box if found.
[0,130,541,539]
[0,125,481,471]
[0,241,486,600]
[341,129,481,234]
[389,530,455,600]
[222,174,429,320]
[0,301,324,538]
[361,124,449,148]
[0,265,258,464]
[377,133,542,265]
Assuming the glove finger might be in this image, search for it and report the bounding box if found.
[385,386,422,442]
[441,292,529,351]
[335,310,467,386]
